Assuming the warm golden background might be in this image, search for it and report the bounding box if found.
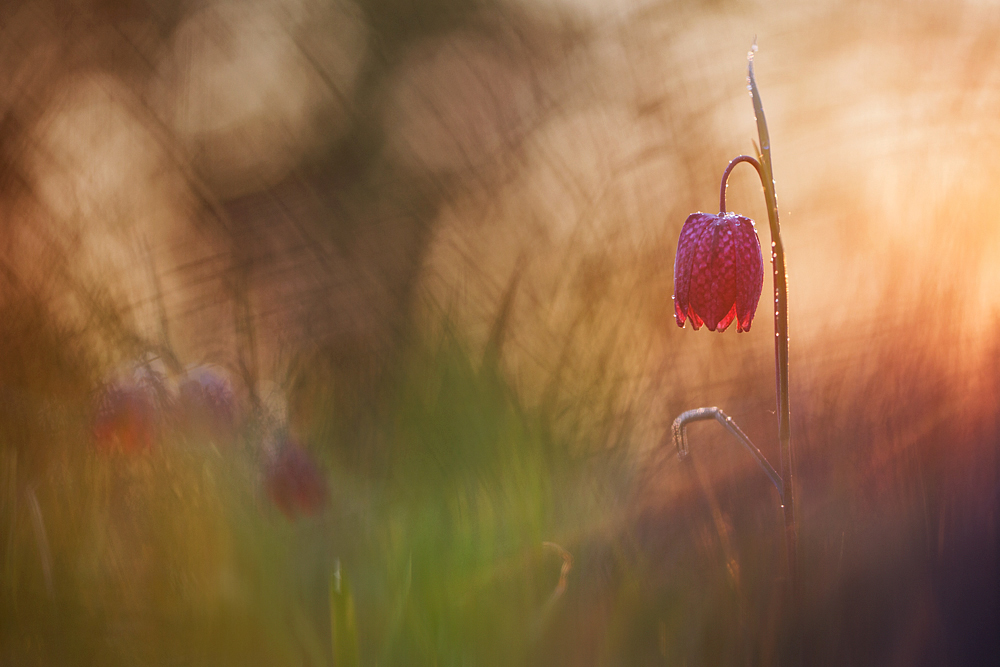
[1,0,998,664]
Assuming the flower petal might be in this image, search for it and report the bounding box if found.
[716,303,738,332]
[690,216,737,331]
[732,215,764,332]
[687,305,703,330]
[673,213,713,328]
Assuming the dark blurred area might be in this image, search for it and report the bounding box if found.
[1,0,999,664]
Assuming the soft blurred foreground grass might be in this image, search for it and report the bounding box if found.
[3,281,1000,667]
[3,268,999,666]
[0,298,636,666]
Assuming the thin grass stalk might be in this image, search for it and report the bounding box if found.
[747,48,797,593]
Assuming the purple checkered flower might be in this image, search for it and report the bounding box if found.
[673,212,764,332]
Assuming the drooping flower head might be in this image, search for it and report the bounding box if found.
[673,212,764,332]
[264,436,328,519]
[91,362,174,453]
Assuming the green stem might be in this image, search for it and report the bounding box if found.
[748,50,797,594]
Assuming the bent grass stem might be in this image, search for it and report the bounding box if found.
[748,50,797,594]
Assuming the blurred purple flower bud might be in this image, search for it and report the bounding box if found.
[92,364,173,453]
[264,437,328,519]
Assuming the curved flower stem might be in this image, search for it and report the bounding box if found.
[719,155,763,214]
[748,50,797,594]
[672,407,783,494]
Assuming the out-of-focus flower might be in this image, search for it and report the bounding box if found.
[264,437,328,519]
[92,363,173,453]
[178,365,239,445]
[673,212,764,332]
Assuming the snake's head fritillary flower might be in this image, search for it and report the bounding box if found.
[264,437,328,519]
[92,363,174,453]
[673,212,764,332]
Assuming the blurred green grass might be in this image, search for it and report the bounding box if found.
[0,298,634,665]
[2,239,998,666]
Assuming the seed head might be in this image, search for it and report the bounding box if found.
[673,212,764,332]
